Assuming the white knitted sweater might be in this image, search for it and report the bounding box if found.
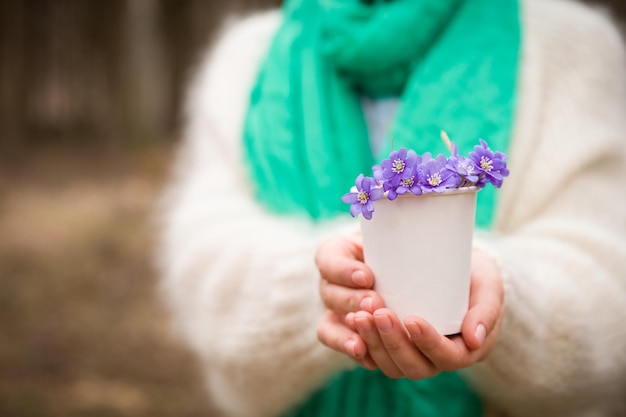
[156,0,626,416]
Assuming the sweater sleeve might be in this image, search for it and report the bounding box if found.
[463,1,626,415]
[156,11,356,417]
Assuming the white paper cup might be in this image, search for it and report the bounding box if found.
[360,187,477,335]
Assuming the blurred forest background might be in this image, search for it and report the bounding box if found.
[0,1,624,417]
[0,1,283,417]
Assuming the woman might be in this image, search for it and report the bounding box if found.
[157,0,626,416]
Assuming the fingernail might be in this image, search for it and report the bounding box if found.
[344,339,356,357]
[351,270,367,287]
[355,316,373,332]
[405,321,422,340]
[359,297,373,312]
[475,324,487,346]
[374,314,392,333]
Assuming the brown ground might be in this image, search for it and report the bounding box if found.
[0,142,219,417]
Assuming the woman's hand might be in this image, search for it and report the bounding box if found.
[316,234,504,379]
[315,234,383,369]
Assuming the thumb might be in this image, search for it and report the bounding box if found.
[462,249,504,351]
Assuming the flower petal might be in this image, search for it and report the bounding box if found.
[355,173,365,190]
[370,187,384,200]
[341,193,358,204]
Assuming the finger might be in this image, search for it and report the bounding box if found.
[315,236,374,289]
[357,353,379,371]
[344,312,358,331]
[354,311,403,378]
[373,309,438,380]
[320,280,385,314]
[317,311,368,360]
[404,316,472,371]
[341,312,378,370]
[462,249,504,351]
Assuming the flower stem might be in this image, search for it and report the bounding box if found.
[440,130,452,152]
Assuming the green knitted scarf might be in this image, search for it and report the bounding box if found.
[244,0,519,226]
[243,0,520,415]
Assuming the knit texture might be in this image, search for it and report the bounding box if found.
[156,1,626,416]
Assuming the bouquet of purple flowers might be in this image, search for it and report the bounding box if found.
[342,135,509,220]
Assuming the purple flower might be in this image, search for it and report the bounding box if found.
[381,148,418,184]
[380,148,421,200]
[387,162,423,200]
[341,174,384,219]
[446,142,480,186]
[419,154,461,193]
[469,139,510,188]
